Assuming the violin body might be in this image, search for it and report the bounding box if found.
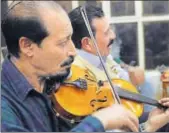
[53,65,99,118]
[99,79,143,117]
[52,65,143,122]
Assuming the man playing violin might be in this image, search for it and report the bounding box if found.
[69,4,169,132]
[69,5,143,85]
[69,4,155,112]
[1,1,168,132]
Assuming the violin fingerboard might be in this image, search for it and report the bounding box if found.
[117,87,166,109]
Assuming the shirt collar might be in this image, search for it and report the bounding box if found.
[76,49,107,69]
[2,56,34,101]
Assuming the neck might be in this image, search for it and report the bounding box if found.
[10,56,44,93]
[77,49,108,67]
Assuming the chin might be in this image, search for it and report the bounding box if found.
[102,52,109,57]
[105,53,110,57]
[52,67,71,83]
[41,67,71,83]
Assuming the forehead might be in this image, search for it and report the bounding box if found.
[92,17,110,32]
[40,9,72,38]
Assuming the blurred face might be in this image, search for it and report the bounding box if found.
[90,17,116,56]
[28,10,76,82]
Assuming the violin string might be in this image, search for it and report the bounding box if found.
[80,5,121,104]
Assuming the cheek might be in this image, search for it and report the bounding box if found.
[48,48,69,68]
[99,41,108,50]
[33,48,62,68]
[36,41,68,68]
[100,36,109,46]
[45,49,65,65]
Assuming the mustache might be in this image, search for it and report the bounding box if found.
[60,56,74,67]
[108,39,114,47]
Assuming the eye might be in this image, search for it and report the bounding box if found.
[105,31,108,35]
[105,29,112,36]
[104,31,109,36]
[58,36,72,48]
[59,41,67,47]
[61,42,67,46]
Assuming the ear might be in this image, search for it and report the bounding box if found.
[81,37,93,51]
[19,37,34,57]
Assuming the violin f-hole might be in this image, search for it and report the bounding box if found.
[90,96,108,111]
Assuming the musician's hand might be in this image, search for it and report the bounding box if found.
[159,97,169,107]
[145,98,169,132]
[92,104,139,132]
[128,66,145,86]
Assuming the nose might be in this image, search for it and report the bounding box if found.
[67,39,77,57]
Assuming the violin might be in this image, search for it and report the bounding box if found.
[51,65,167,123]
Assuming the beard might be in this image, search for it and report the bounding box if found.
[43,55,74,81]
[46,67,71,83]
[42,67,71,94]
[40,56,74,94]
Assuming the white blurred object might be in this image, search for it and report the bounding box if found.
[111,38,122,59]
[145,70,162,100]
[1,51,4,63]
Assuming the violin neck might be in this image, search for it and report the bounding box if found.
[117,88,167,110]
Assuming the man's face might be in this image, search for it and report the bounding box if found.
[29,10,76,82]
[91,17,116,56]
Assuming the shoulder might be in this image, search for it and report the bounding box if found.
[1,94,16,123]
[73,55,88,68]
[1,83,19,116]
[106,55,119,66]
[1,95,28,132]
[1,85,15,113]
